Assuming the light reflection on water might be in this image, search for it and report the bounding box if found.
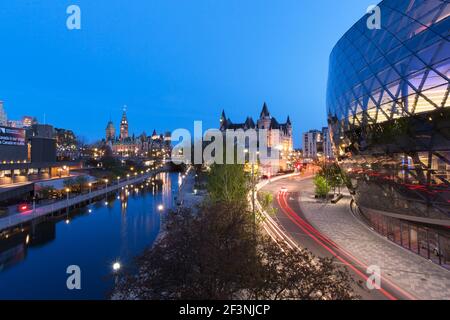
[0,172,178,300]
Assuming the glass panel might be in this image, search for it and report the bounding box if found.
[401,223,410,249]
[418,228,429,259]
[428,231,441,264]
[394,220,401,245]
[410,225,419,253]
[380,215,387,236]
[441,235,450,269]
[387,218,395,241]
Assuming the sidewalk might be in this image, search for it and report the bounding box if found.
[297,177,450,300]
[0,169,165,231]
[177,170,205,209]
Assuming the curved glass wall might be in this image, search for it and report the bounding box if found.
[327,0,450,268]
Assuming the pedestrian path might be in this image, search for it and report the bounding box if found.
[0,168,166,231]
[296,177,450,300]
[177,170,204,209]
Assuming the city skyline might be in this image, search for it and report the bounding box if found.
[0,0,448,303]
[0,0,376,146]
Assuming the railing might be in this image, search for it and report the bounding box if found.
[0,168,166,231]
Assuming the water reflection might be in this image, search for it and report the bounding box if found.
[0,172,177,299]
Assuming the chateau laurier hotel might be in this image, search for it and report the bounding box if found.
[219,103,294,174]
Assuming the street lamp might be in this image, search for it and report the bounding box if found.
[157,204,164,211]
[246,150,259,229]
[117,176,121,186]
[113,262,121,272]
[112,261,121,284]
[65,188,70,204]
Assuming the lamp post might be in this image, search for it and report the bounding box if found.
[245,149,257,227]
[66,188,70,224]
[117,176,121,186]
[65,188,70,209]
[112,261,121,285]
[251,162,255,223]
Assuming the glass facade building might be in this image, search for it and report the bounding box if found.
[327,0,449,268]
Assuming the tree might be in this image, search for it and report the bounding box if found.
[63,178,77,190]
[63,176,88,193]
[38,186,55,200]
[317,162,347,196]
[253,238,357,300]
[74,175,88,193]
[257,191,277,217]
[313,175,331,198]
[207,163,249,205]
[113,201,357,300]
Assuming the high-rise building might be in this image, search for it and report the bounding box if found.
[322,127,333,159]
[22,116,34,128]
[302,127,333,160]
[119,107,129,140]
[302,130,321,159]
[327,0,449,268]
[0,101,8,126]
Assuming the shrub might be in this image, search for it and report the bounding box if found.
[314,175,330,198]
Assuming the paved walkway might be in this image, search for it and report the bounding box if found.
[177,169,205,209]
[296,177,450,300]
[0,168,166,231]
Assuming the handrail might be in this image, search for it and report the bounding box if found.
[0,168,166,231]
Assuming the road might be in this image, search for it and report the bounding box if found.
[261,174,418,300]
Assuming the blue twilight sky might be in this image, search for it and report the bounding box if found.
[0,0,376,146]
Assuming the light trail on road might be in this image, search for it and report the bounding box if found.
[277,190,418,301]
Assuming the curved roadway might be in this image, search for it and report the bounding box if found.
[261,174,418,300]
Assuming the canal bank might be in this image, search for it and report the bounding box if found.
[0,168,167,232]
[0,172,181,299]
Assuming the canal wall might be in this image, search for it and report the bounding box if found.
[0,168,167,232]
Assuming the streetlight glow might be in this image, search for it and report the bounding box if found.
[113,262,121,272]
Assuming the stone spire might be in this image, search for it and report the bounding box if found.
[120,105,129,140]
[260,102,270,118]
[220,109,228,130]
[105,117,115,141]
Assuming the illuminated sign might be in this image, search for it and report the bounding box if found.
[0,126,26,146]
